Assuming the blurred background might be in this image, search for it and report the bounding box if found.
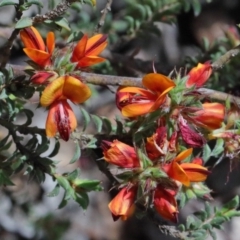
[1,0,240,239]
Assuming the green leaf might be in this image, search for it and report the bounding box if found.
[48,140,60,158]
[15,17,33,29]
[102,117,112,134]
[178,224,185,232]
[91,114,103,133]
[55,17,71,31]
[73,179,102,191]
[0,170,14,186]
[67,31,84,43]
[27,0,43,7]
[20,108,34,126]
[182,0,191,12]
[179,192,187,208]
[47,184,60,197]
[11,155,25,171]
[0,134,10,149]
[75,192,89,209]
[81,107,91,131]
[137,148,153,168]
[0,89,8,99]
[26,136,38,151]
[31,168,46,182]
[0,0,17,7]
[190,229,207,239]
[85,137,97,149]
[209,229,217,240]
[194,210,207,222]
[36,135,49,154]
[140,110,162,129]
[115,118,124,135]
[115,171,135,180]
[124,16,135,31]
[58,194,68,209]
[218,196,239,214]
[66,169,80,181]
[186,188,197,201]
[186,215,196,229]
[210,216,227,226]
[69,141,81,164]
[211,139,224,157]
[191,0,201,16]
[202,223,212,230]
[223,209,240,218]
[147,167,168,179]
[0,139,12,151]
[56,176,70,190]
[202,144,211,162]
[202,37,210,51]
[205,202,212,219]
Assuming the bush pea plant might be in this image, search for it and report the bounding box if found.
[1,0,240,239]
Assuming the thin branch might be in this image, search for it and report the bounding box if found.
[0,0,24,69]
[94,0,113,34]
[9,64,240,105]
[211,44,240,70]
[80,72,240,105]
[32,0,77,23]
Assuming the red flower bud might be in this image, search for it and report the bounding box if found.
[179,116,206,148]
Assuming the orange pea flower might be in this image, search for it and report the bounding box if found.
[116,73,176,117]
[146,126,167,160]
[146,127,177,160]
[71,34,107,68]
[108,186,137,221]
[164,149,210,187]
[40,75,91,107]
[191,102,225,130]
[46,100,77,141]
[39,75,91,140]
[20,26,55,67]
[102,140,140,168]
[186,62,212,88]
[154,187,178,222]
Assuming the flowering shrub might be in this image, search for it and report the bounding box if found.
[1,0,240,239]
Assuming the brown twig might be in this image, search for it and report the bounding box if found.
[9,64,240,105]
[0,0,24,69]
[94,0,113,34]
[211,44,240,70]
[32,0,77,23]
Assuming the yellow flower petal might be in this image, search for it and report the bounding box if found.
[46,102,58,137]
[40,77,65,107]
[40,76,91,107]
[63,76,91,103]
[122,102,154,117]
[142,73,176,93]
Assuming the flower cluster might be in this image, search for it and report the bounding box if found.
[102,140,209,222]
[102,62,228,222]
[20,27,107,141]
